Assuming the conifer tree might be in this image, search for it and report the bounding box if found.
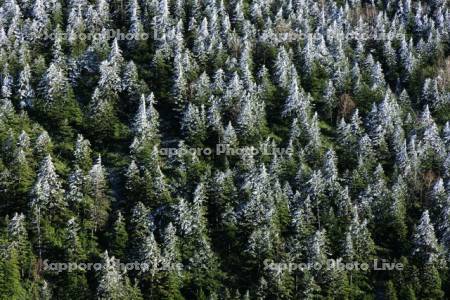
[0,247,26,300]
[412,210,444,267]
[30,154,65,216]
[86,155,109,233]
[181,103,207,146]
[97,251,143,300]
[17,63,34,108]
[34,130,53,161]
[38,61,82,125]
[74,134,92,172]
[61,217,89,299]
[109,211,128,259]
[7,212,32,276]
[9,148,34,211]
[87,60,122,140]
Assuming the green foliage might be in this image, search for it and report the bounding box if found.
[0,0,448,299]
[0,247,26,300]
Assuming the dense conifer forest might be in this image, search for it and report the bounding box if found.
[0,0,450,299]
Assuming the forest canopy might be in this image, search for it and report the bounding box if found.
[0,0,450,299]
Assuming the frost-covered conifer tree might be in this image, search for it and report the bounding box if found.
[34,130,52,161]
[74,134,92,172]
[38,61,82,124]
[30,155,65,257]
[412,210,443,266]
[88,60,122,138]
[66,165,85,207]
[86,155,109,232]
[18,64,34,108]
[30,154,65,214]
[97,251,143,300]
[181,103,207,146]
